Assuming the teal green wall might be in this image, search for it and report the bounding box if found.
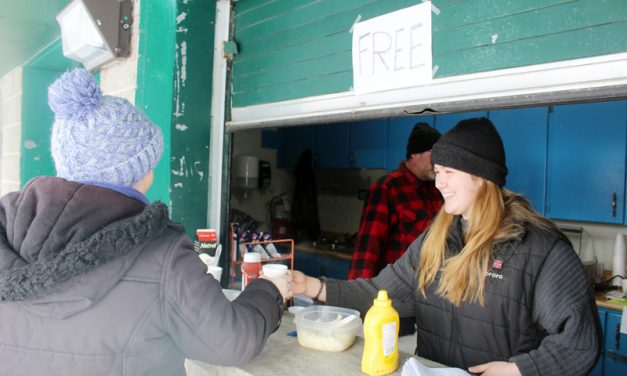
[136,0,177,204]
[169,0,216,237]
[21,40,77,186]
[231,0,627,107]
[21,67,58,183]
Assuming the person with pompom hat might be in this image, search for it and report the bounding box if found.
[291,118,601,376]
[0,68,290,375]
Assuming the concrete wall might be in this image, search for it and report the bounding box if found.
[0,67,22,196]
[0,0,141,197]
[99,0,141,105]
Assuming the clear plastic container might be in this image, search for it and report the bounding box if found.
[293,305,362,352]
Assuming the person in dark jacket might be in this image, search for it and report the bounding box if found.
[0,68,289,376]
[292,118,601,376]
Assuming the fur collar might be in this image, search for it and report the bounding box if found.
[0,202,168,303]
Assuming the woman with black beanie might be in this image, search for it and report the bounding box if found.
[292,117,601,376]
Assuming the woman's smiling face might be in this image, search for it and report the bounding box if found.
[434,164,484,219]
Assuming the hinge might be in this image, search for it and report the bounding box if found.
[222,40,239,60]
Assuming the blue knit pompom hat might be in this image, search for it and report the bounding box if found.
[48,68,163,186]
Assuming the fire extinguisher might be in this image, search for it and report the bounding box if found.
[270,195,289,239]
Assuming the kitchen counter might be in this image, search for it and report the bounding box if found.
[184,290,623,375]
[294,241,353,261]
[595,292,626,311]
[185,311,443,376]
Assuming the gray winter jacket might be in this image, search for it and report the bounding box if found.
[0,177,283,376]
[325,216,601,376]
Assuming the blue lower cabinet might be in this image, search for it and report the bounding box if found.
[294,251,320,278]
[320,257,350,280]
[605,310,627,375]
[590,308,607,376]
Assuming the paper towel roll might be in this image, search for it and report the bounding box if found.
[611,233,626,286]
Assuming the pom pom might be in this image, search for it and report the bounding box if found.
[48,68,102,120]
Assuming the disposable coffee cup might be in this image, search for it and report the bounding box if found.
[262,264,288,293]
[243,252,261,263]
[207,265,222,281]
[262,264,288,278]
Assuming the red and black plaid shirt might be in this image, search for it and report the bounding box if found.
[348,163,443,279]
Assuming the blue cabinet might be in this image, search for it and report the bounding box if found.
[320,256,350,280]
[594,307,627,376]
[271,102,627,226]
[278,120,388,169]
[605,310,627,375]
[314,123,349,168]
[294,250,350,280]
[489,107,548,214]
[386,116,435,171]
[591,308,607,376]
[294,251,320,278]
[546,101,627,224]
[434,111,488,133]
[282,125,315,168]
[349,119,387,168]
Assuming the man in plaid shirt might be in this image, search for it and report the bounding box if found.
[348,123,443,280]
[348,123,442,335]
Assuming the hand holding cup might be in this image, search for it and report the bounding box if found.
[261,264,292,302]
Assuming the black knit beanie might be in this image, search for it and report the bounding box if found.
[405,122,441,158]
[431,117,508,186]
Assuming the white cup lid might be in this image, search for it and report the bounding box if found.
[262,263,288,278]
[243,252,261,262]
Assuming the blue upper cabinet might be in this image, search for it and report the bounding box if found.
[434,111,488,133]
[546,101,627,224]
[489,107,548,214]
[283,125,315,168]
[349,119,387,169]
[386,116,435,171]
[314,123,349,168]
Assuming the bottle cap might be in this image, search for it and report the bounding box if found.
[373,290,392,307]
[243,252,261,263]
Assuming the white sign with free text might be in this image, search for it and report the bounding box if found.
[352,2,432,95]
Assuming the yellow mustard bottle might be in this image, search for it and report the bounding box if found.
[361,290,400,376]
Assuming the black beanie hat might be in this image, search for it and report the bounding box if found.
[431,117,508,186]
[405,122,441,158]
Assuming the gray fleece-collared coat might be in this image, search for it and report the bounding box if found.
[0,177,283,376]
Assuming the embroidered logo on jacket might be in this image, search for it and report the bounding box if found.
[486,271,504,279]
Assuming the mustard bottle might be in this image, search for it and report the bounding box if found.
[361,290,400,376]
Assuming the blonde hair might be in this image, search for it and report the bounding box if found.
[417,180,557,306]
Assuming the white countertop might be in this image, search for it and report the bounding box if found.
[185,291,442,376]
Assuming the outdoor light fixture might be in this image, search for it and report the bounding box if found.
[56,0,133,70]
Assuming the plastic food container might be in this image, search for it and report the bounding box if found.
[293,305,362,352]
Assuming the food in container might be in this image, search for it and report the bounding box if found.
[293,306,362,352]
